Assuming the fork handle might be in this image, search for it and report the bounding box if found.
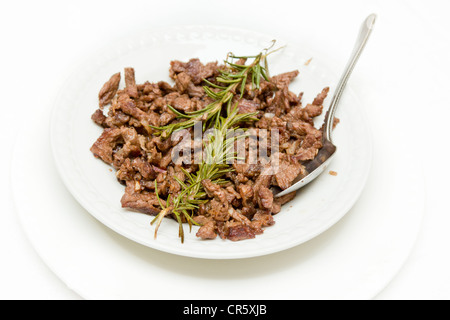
[323,14,376,142]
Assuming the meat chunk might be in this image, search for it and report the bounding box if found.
[104,111,130,128]
[274,191,297,206]
[257,186,273,210]
[124,67,139,98]
[121,181,161,215]
[202,179,229,204]
[237,99,259,114]
[227,223,256,241]
[274,159,304,190]
[238,184,253,205]
[116,93,155,125]
[170,58,219,85]
[173,72,192,93]
[90,127,124,165]
[98,72,121,108]
[91,109,106,127]
[90,127,141,168]
[172,94,194,112]
[251,211,275,232]
[302,104,323,119]
[312,87,329,106]
[196,220,217,240]
[271,70,299,87]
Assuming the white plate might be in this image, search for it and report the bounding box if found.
[50,26,372,259]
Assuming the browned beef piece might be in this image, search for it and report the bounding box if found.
[282,139,301,155]
[263,191,297,217]
[303,104,323,119]
[251,166,275,212]
[162,92,181,106]
[159,150,173,169]
[313,87,330,106]
[124,67,139,98]
[268,190,297,215]
[229,208,252,226]
[154,172,169,196]
[90,127,124,165]
[274,191,297,206]
[90,127,141,168]
[121,181,161,215]
[237,99,259,114]
[201,180,231,221]
[333,118,340,129]
[111,128,142,168]
[91,109,106,127]
[253,166,273,191]
[225,186,241,202]
[226,223,256,241]
[152,136,172,152]
[193,215,210,225]
[202,179,228,204]
[170,58,219,85]
[287,122,323,161]
[172,94,195,112]
[116,93,158,127]
[116,158,135,181]
[208,199,230,221]
[257,186,273,210]
[117,157,157,183]
[104,111,130,128]
[252,211,275,227]
[256,115,290,144]
[167,165,185,195]
[286,87,329,125]
[141,81,162,95]
[187,83,205,98]
[299,139,323,161]
[282,105,303,123]
[295,148,318,162]
[99,72,121,108]
[233,162,262,178]
[238,184,253,206]
[274,158,304,190]
[264,70,300,116]
[158,81,175,94]
[154,167,187,197]
[196,220,217,240]
[286,119,323,162]
[159,112,176,126]
[173,72,192,93]
[267,87,289,116]
[271,70,299,87]
[286,120,316,137]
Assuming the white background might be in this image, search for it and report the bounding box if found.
[1,0,449,299]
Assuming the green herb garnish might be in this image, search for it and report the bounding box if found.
[150,42,281,242]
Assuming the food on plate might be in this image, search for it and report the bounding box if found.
[90,45,330,242]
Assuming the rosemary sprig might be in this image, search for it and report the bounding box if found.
[150,45,277,139]
[150,106,258,242]
[150,43,281,242]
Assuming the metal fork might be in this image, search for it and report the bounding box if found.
[274,13,376,198]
